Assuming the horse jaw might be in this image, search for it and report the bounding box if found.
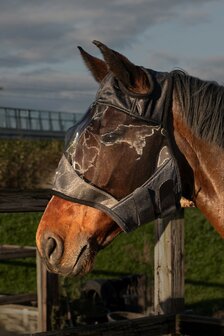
[36,196,122,276]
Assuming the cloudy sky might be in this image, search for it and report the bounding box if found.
[1,0,224,114]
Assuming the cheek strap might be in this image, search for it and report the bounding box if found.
[158,180,177,218]
[109,158,181,232]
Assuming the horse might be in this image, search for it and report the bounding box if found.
[36,41,224,277]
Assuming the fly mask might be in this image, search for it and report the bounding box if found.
[53,68,182,232]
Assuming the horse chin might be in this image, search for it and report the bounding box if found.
[70,244,97,277]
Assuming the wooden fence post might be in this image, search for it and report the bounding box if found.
[154,209,184,314]
[36,253,60,332]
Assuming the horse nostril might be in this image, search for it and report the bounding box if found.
[46,237,57,259]
[43,234,64,265]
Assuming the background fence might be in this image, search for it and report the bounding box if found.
[0,189,184,332]
[0,107,83,139]
[0,190,223,335]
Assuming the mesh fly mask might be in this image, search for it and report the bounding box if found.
[53,68,182,232]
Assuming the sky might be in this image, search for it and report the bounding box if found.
[0,0,224,114]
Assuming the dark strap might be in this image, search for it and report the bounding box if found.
[111,186,156,231]
[159,180,177,218]
[133,187,155,225]
[162,74,173,129]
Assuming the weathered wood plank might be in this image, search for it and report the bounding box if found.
[0,189,51,212]
[154,210,184,314]
[177,314,224,336]
[0,304,38,334]
[28,313,176,336]
[0,293,37,305]
[37,255,47,332]
[36,254,60,332]
[0,245,36,260]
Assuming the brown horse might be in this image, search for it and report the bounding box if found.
[36,41,224,277]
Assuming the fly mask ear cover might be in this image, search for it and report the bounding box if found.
[53,69,182,232]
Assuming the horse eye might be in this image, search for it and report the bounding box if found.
[101,132,120,143]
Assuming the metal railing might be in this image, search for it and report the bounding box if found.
[0,107,83,138]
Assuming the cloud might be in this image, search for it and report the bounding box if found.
[149,51,182,71]
[187,56,224,83]
[0,0,218,67]
[0,0,222,112]
[149,51,224,83]
[0,69,98,112]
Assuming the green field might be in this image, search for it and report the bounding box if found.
[0,208,223,316]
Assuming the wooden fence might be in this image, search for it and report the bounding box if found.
[0,189,186,333]
[0,189,59,332]
[27,313,224,336]
[0,189,190,333]
[1,189,224,335]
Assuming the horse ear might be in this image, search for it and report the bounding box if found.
[92,40,153,95]
[78,46,108,83]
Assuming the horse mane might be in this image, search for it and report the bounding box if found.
[171,70,224,148]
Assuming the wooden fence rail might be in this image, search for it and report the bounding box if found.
[177,314,224,336]
[0,293,37,305]
[0,189,51,212]
[0,245,36,260]
[29,314,176,336]
[27,314,224,336]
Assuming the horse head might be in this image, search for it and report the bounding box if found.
[36,41,224,277]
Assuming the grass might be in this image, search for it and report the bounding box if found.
[0,208,223,316]
[184,209,224,315]
[0,212,41,294]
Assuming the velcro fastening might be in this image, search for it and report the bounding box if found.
[133,187,155,226]
[159,180,177,218]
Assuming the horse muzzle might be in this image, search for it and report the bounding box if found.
[38,231,95,276]
[36,195,120,276]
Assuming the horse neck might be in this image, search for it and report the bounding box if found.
[172,92,224,237]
